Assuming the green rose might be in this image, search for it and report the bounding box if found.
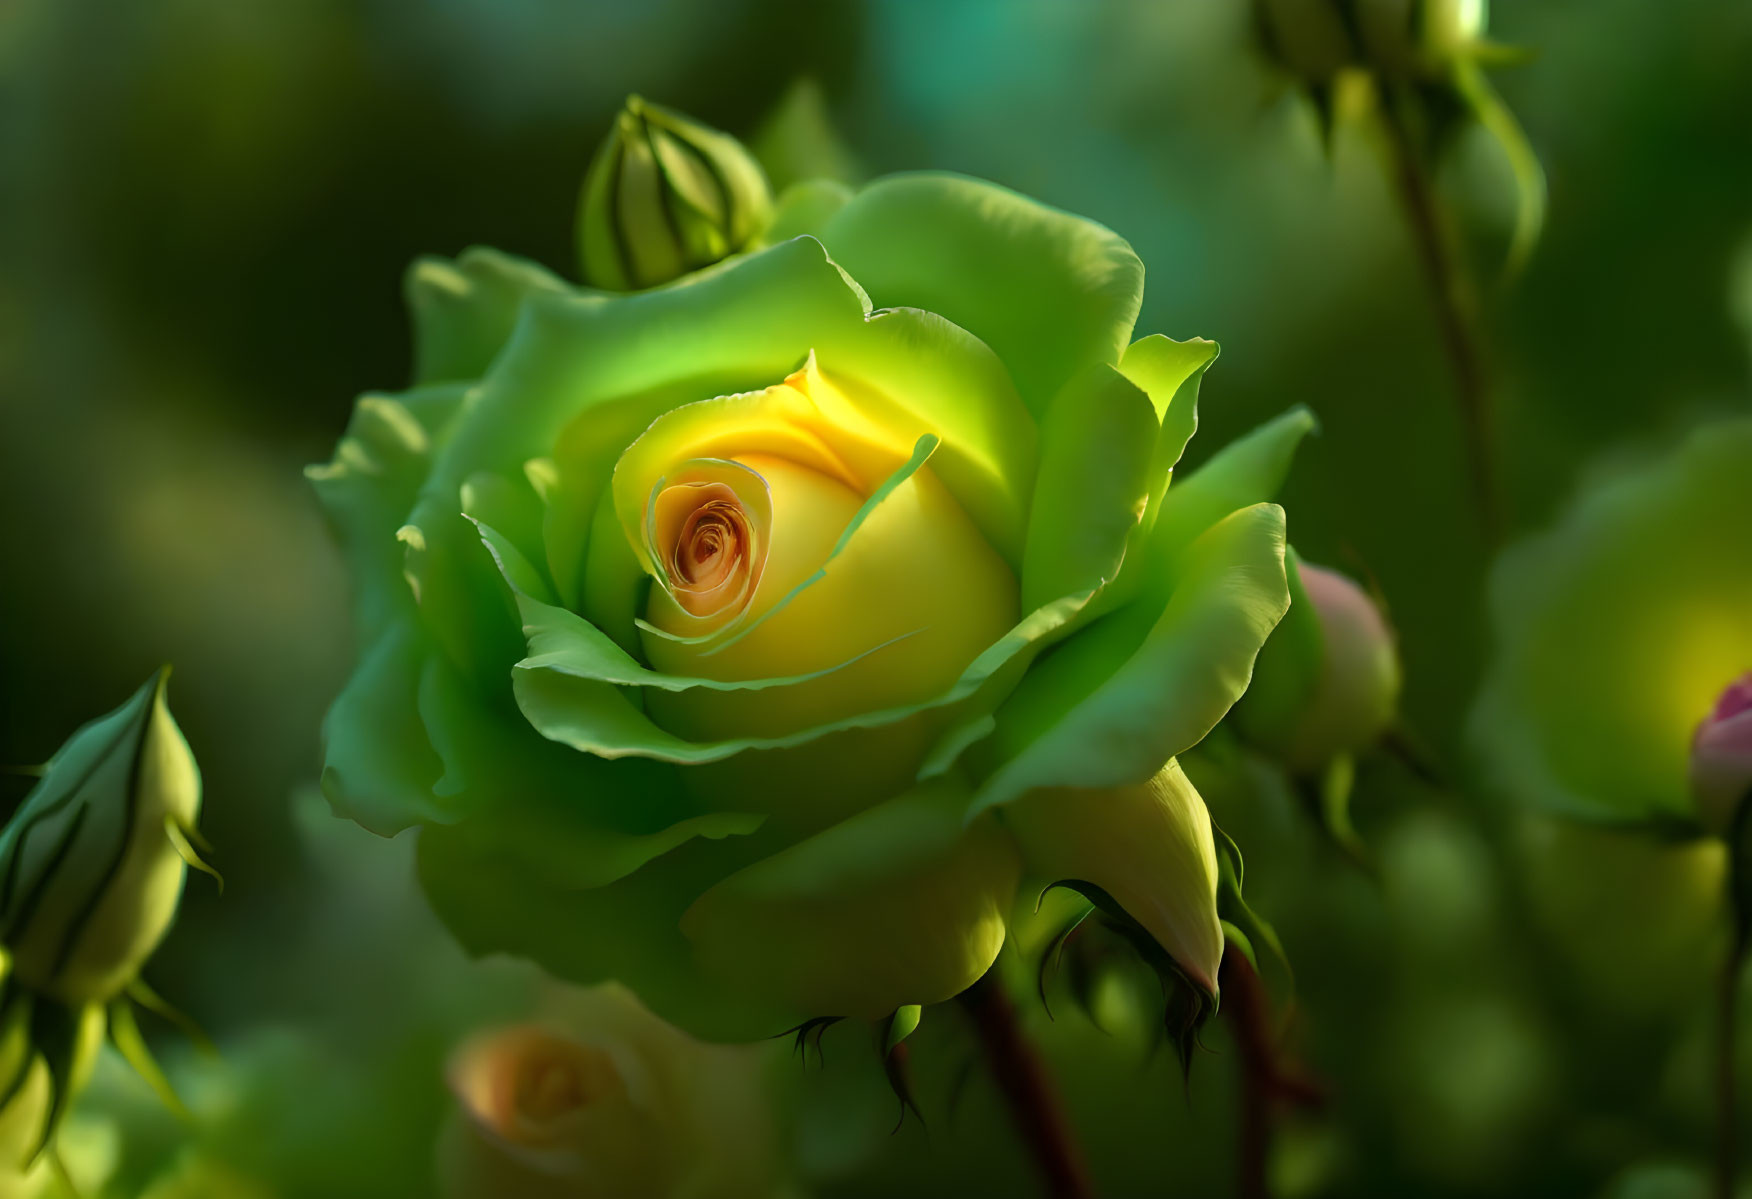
[312,121,1307,1039]
[1473,417,1752,834]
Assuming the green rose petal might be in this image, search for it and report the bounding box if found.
[680,777,1021,1022]
[812,308,1038,566]
[415,649,763,894]
[1005,760,1223,994]
[760,179,855,245]
[401,236,873,682]
[306,384,469,643]
[972,502,1291,814]
[461,470,555,604]
[422,236,869,511]
[510,580,1102,771]
[1118,334,1218,517]
[1021,362,1158,614]
[1146,405,1316,582]
[404,247,570,386]
[418,825,789,1043]
[820,172,1144,416]
[319,623,449,834]
[513,579,924,696]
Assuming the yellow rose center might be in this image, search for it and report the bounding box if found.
[641,446,1016,741]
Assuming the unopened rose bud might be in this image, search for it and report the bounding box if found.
[1352,0,1487,79]
[575,96,774,291]
[0,669,207,1006]
[439,983,791,1199]
[1255,0,1486,85]
[1236,560,1401,774]
[1692,674,1752,834]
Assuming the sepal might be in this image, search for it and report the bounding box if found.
[1032,880,1215,1084]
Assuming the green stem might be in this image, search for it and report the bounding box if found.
[1376,86,1503,546]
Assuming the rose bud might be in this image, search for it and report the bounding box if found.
[575,95,774,292]
[1236,558,1402,776]
[0,669,212,1164]
[1255,0,1486,86]
[1351,0,1488,80]
[1691,674,1752,834]
[438,984,792,1199]
[0,668,207,1006]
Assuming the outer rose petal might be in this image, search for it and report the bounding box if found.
[972,503,1292,815]
[404,247,570,386]
[680,779,1021,1022]
[419,825,793,1044]
[819,172,1144,417]
[1004,761,1224,994]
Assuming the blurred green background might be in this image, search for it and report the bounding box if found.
[2,1,1750,1195]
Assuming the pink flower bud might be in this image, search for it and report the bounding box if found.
[1692,674,1752,833]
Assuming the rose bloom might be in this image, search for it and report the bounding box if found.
[1475,417,1752,835]
[438,984,792,1199]
[313,121,1310,1038]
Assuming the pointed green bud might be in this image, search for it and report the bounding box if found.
[0,670,203,1005]
[576,96,774,292]
[1354,0,1488,79]
[1255,0,1488,85]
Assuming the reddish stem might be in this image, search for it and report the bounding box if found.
[1222,947,1325,1199]
[1377,85,1504,546]
[960,971,1093,1199]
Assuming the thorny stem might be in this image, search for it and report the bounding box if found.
[1222,947,1325,1199]
[959,971,1093,1199]
[1376,85,1504,546]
